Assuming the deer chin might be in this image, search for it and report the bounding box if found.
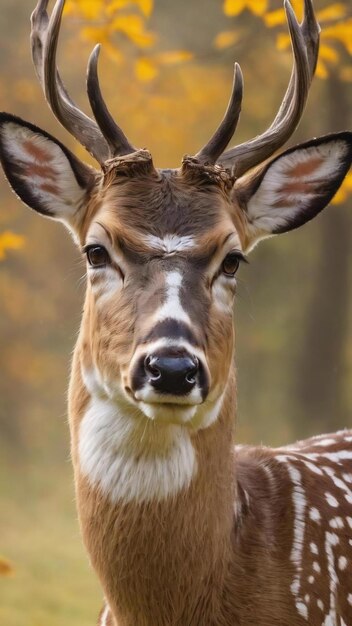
[137,401,199,424]
[136,391,225,429]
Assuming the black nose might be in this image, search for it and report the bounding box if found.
[144,354,199,395]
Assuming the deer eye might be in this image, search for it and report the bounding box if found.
[221,252,246,277]
[85,245,110,268]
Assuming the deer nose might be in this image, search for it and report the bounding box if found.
[144,354,199,395]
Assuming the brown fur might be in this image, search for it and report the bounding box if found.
[65,166,352,625]
[1,118,351,626]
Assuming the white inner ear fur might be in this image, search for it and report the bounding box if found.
[245,140,349,238]
[2,123,86,219]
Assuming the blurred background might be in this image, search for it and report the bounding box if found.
[0,0,351,624]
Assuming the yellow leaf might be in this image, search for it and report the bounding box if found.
[136,0,153,17]
[0,557,14,577]
[276,33,291,51]
[223,0,246,17]
[111,15,156,47]
[0,231,25,261]
[67,0,103,20]
[223,0,267,17]
[319,43,339,64]
[323,20,352,55]
[317,3,347,23]
[248,0,268,17]
[156,50,193,65]
[81,25,111,45]
[290,0,304,21]
[106,0,153,18]
[264,9,286,28]
[106,0,131,15]
[135,56,158,81]
[315,58,329,79]
[213,30,240,49]
[101,40,124,63]
[331,172,352,205]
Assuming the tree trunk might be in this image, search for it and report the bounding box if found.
[292,75,351,433]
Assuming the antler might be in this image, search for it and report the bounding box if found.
[30,0,135,164]
[216,0,320,177]
[195,63,243,165]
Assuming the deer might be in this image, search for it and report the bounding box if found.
[0,0,352,623]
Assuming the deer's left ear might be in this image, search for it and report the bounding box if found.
[234,132,352,252]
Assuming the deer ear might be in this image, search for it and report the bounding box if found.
[235,133,352,252]
[0,113,97,228]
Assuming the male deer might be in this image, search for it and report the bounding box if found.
[1,0,352,624]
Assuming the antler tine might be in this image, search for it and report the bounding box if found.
[31,0,119,163]
[87,45,136,157]
[31,1,77,108]
[267,0,319,131]
[196,63,243,165]
[218,0,320,177]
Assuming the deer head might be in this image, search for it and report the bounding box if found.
[0,0,351,433]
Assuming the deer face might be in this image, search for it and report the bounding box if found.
[0,116,351,432]
[79,159,243,427]
[0,0,351,434]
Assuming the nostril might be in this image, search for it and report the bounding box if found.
[185,357,199,384]
[144,355,161,381]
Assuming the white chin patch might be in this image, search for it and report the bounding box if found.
[139,401,198,423]
[78,397,197,504]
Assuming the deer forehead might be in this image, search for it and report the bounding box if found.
[82,174,244,265]
[82,167,242,241]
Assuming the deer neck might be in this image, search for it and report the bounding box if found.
[69,350,237,625]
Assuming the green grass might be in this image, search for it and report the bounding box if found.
[1,455,101,626]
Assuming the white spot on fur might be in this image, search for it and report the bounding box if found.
[145,234,196,254]
[212,275,236,314]
[303,460,323,475]
[348,594,352,606]
[307,451,352,462]
[309,507,321,523]
[310,542,318,555]
[317,599,324,611]
[325,492,339,508]
[313,561,321,574]
[79,396,197,503]
[324,531,339,623]
[338,556,347,571]
[329,516,344,529]
[276,457,307,619]
[314,438,337,447]
[296,601,308,620]
[88,266,124,306]
[153,271,191,325]
[100,604,110,626]
[308,575,315,584]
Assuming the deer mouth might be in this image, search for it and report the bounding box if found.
[136,400,199,423]
[124,385,202,423]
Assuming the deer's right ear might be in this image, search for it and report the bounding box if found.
[0,113,97,228]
